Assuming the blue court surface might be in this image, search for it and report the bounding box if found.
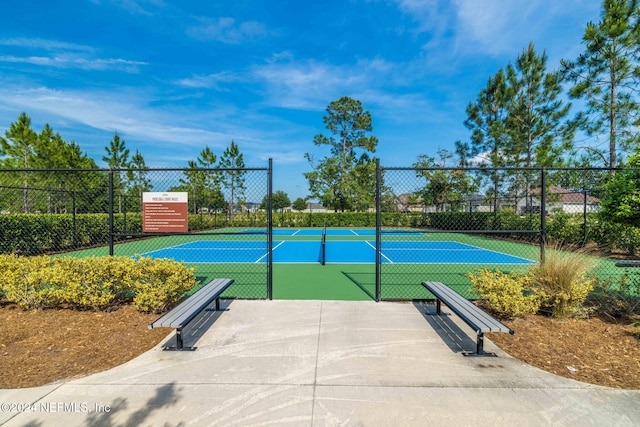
[141,240,535,265]
[241,228,426,237]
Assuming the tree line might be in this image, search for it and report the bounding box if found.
[306,1,640,218]
[0,113,251,217]
[3,1,640,219]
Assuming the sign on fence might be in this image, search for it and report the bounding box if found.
[142,192,188,232]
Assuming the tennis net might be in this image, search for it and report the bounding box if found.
[320,221,327,265]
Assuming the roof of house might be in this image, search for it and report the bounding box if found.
[536,186,600,204]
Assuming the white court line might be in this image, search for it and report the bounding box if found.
[364,240,394,263]
[254,241,286,263]
[158,247,267,251]
[382,248,483,251]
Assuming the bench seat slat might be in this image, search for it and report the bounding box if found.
[150,278,234,329]
[423,281,512,334]
[442,290,507,332]
[615,260,640,268]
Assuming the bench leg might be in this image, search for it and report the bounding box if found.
[162,328,197,351]
[205,297,222,312]
[476,333,484,355]
[176,328,184,350]
[462,333,497,357]
[436,299,441,314]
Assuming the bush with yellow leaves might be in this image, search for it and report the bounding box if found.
[469,246,599,319]
[132,256,198,313]
[468,269,541,318]
[0,254,197,312]
[0,254,56,309]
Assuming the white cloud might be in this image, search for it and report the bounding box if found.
[187,16,270,44]
[0,54,147,72]
[0,37,147,72]
[390,0,600,59]
[452,0,541,55]
[89,0,164,16]
[174,71,240,90]
[2,86,228,148]
[0,37,94,52]
[251,58,400,110]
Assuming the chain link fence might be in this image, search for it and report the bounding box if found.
[0,165,272,299]
[1,164,639,304]
[375,165,637,301]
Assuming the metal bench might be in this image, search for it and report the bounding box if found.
[422,281,514,357]
[614,260,640,268]
[149,278,234,351]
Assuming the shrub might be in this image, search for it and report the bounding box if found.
[529,247,598,319]
[588,274,640,320]
[546,213,586,247]
[0,254,197,312]
[49,257,139,310]
[0,255,56,309]
[132,256,197,313]
[467,269,541,318]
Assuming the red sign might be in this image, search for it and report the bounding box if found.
[142,192,188,233]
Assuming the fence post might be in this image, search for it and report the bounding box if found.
[375,158,381,302]
[583,189,588,245]
[108,169,114,256]
[540,167,546,263]
[267,158,273,300]
[72,190,77,249]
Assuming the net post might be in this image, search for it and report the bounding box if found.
[321,219,327,265]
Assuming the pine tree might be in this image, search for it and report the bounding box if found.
[305,96,378,211]
[102,132,131,213]
[464,69,511,212]
[561,0,640,168]
[505,42,576,211]
[0,112,38,212]
[219,140,245,218]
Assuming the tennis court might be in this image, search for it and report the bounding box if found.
[241,228,426,237]
[69,227,540,300]
[141,238,535,265]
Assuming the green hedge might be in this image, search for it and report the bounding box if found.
[3,210,640,256]
[420,212,538,230]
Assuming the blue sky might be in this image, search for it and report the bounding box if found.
[0,0,601,200]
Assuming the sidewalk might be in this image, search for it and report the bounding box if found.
[1,300,639,426]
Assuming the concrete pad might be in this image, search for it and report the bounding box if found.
[2,300,639,426]
[313,386,640,426]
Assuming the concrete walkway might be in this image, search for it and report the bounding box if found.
[1,300,639,426]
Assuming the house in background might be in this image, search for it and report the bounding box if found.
[394,193,488,213]
[293,201,328,213]
[392,188,600,215]
[394,193,423,212]
[515,186,600,214]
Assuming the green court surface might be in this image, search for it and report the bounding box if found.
[273,264,376,300]
[61,228,620,301]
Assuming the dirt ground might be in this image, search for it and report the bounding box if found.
[1,302,639,390]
